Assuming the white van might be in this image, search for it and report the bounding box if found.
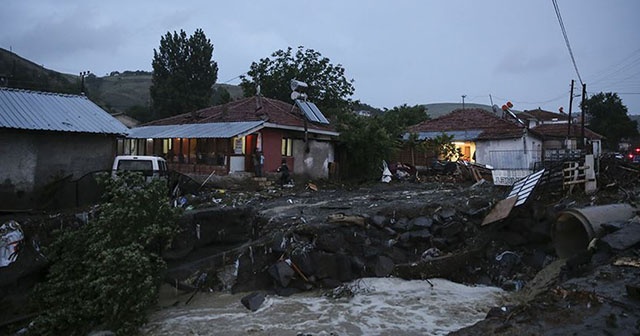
[112,155,168,180]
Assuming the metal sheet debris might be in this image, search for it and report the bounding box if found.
[507,168,545,207]
[1,220,24,267]
[482,169,545,226]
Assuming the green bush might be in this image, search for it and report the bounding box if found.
[30,173,181,335]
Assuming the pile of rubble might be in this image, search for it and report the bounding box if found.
[164,180,551,301]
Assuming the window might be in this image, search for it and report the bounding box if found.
[282,138,293,156]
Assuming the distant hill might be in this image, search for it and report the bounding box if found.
[0,48,245,118]
[0,48,78,93]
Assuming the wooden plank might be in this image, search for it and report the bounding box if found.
[482,196,518,226]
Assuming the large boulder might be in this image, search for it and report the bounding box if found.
[268,261,295,287]
[373,255,395,277]
[241,292,265,311]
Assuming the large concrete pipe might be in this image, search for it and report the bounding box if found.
[553,203,637,258]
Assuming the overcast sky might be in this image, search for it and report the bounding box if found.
[1,1,639,114]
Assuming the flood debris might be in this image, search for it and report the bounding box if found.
[7,158,640,335]
[482,168,545,226]
[0,220,24,267]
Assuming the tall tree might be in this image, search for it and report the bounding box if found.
[380,104,430,137]
[240,46,354,118]
[150,29,218,119]
[211,86,232,106]
[584,92,638,150]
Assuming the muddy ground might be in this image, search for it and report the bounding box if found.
[2,164,640,335]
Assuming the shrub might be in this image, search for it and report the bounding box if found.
[30,173,180,335]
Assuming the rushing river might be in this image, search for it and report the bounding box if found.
[142,278,509,336]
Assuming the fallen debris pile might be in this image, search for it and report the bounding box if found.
[163,181,551,298]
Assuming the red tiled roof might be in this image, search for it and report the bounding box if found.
[518,108,568,122]
[531,123,604,140]
[143,96,335,133]
[407,108,525,140]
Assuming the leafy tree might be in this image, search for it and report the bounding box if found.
[404,133,424,166]
[336,112,400,180]
[211,86,232,106]
[240,46,354,118]
[426,133,461,160]
[150,29,218,119]
[30,173,180,335]
[584,92,638,150]
[380,104,430,137]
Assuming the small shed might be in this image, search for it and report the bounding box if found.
[0,88,129,209]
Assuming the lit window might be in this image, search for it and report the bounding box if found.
[282,138,293,156]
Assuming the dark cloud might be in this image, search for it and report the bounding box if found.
[1,0,638,113]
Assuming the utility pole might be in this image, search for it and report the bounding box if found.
[580,83,587,151]
[462,95,466,110]
[567,79,574,145]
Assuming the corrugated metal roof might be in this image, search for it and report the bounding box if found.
[127,121,265,139]
[0,88,129,135]
[403,130,483,141]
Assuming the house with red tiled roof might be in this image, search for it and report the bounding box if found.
[517,108,603,157]
[517,108,569,128]
[404,108,544,185]
[122,96,339,179]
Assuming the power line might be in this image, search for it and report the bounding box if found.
[222,73,246,84]
[552,0,583,85]
[589,47,640,85]
[492,92,568,106]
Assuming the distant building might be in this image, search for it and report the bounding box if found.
[110,112,140,128]
[355,110,372,117]
[404,108,542,185]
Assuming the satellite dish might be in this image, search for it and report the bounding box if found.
[290,79,308,92]
[290,91,307,101]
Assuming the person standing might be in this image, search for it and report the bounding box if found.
[277,159,290,186]
[252,150,260,177]
[257,151,264,177]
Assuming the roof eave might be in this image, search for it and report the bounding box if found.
[263,122,340,137]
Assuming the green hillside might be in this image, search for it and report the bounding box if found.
[85,72,245,116]
[0,47,245,118]
[0,48,78,93]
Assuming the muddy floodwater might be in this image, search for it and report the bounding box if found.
[142,278,510,336]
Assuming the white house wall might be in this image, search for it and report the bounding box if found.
[292,139,334,179]
[475,133,543,186]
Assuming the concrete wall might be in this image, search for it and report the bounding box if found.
[0,130,38,207]
[0,129,116,209]
[292,139,335,179]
